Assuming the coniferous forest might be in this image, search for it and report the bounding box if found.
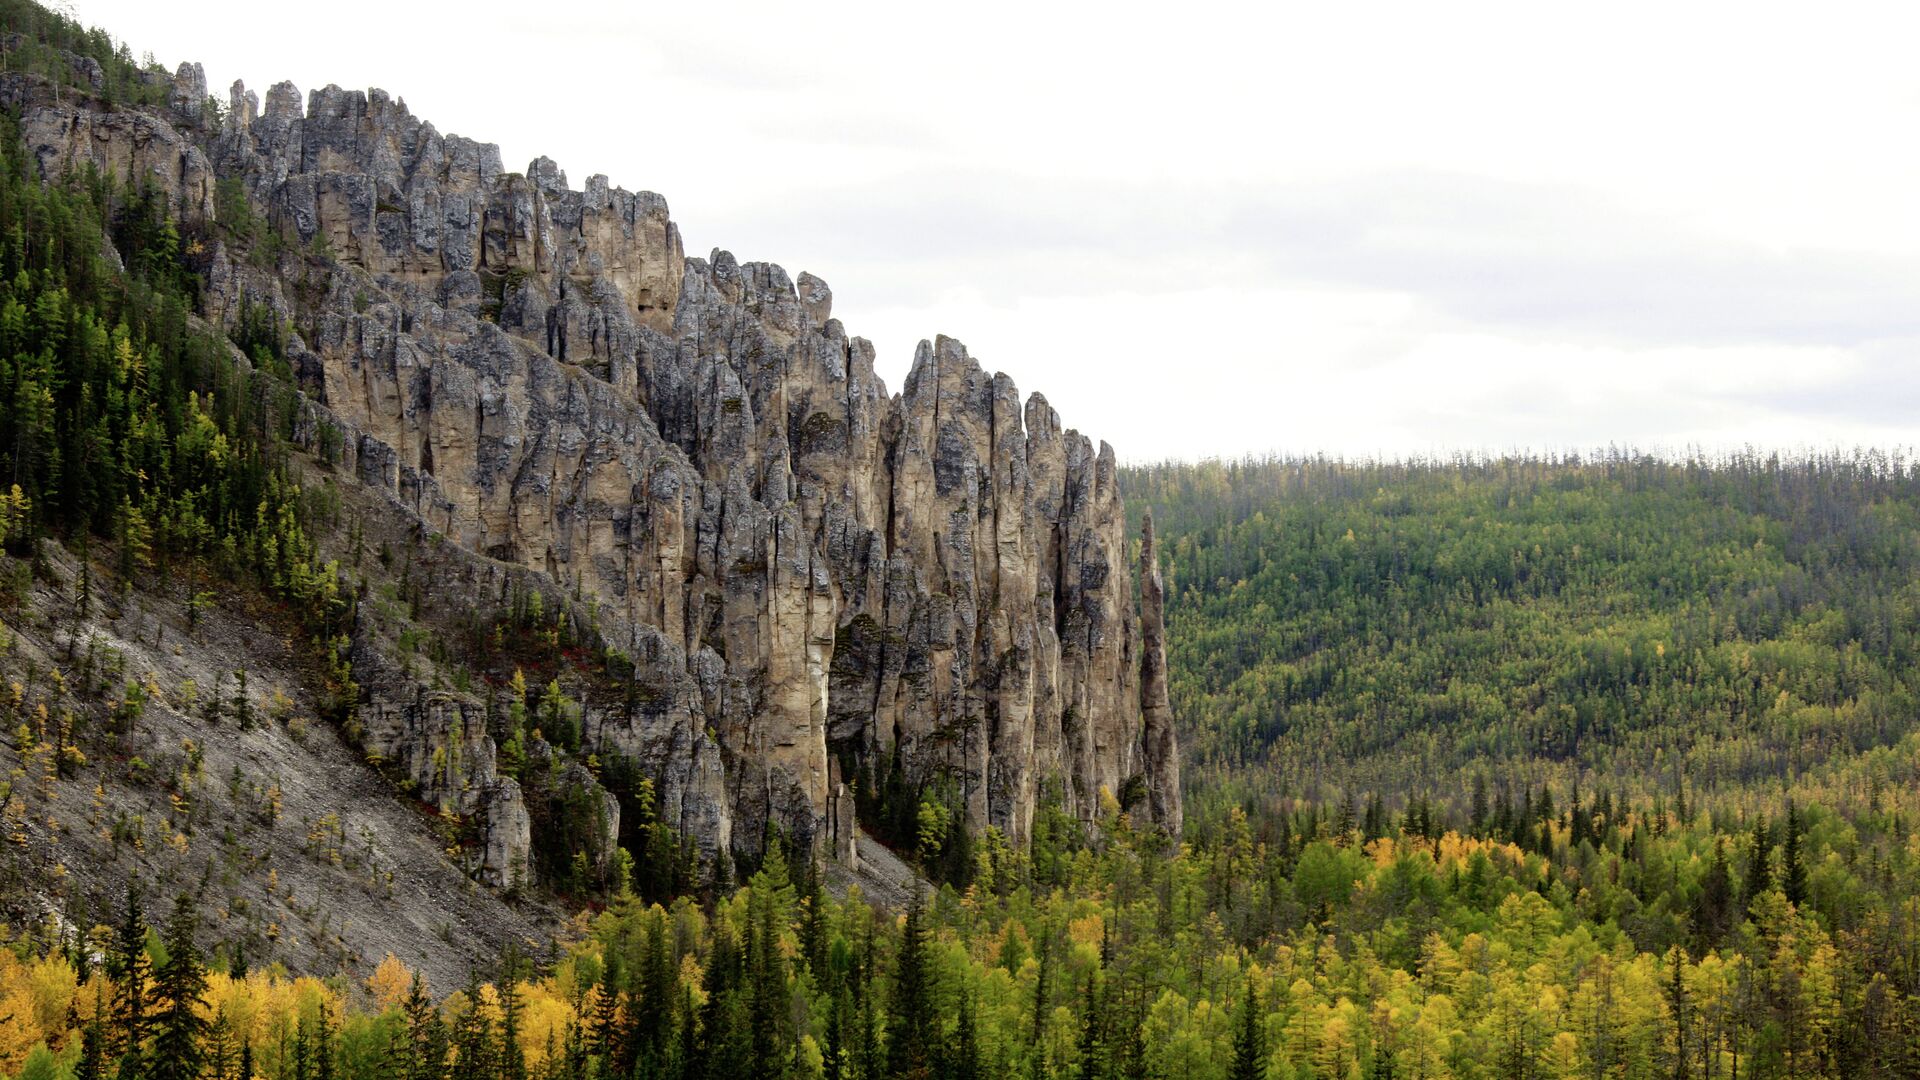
[0,2,1917,1078]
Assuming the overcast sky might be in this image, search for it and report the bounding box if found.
[69,0,1920,461]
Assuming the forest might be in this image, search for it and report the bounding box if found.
[1121,454,1920,818]
[0,0,1918,1076]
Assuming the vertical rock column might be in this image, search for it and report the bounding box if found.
[1139,510,1183,836]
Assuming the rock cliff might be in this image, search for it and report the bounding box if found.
[7,59,1181,874]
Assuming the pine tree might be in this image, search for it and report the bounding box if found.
[402,973,447,1080]
[292,1009,313,1080]
[1469,773,1489,837]
[1782,800,1808,907]
[801,873,829,979]
[1231,979,1265,1080]
[696,918,746,1080]
[312,1004,336,1080]
[887,889,935,1080]
[1031,921,1053,1069]
[76,1020,108,1080]
[498,947,528,1080]
[1692,837,1733,947]
[825,986,850,1080]
[1667,947,1690,1080]
[746,868,791,1077]
[950,990,981,1080]
[1075,972,1105,1080]
[1744,815,1771,913]
[590,961,622,1067]
[639,907,676,1061]
[205,1012,233,1080]
[148,894,209,1080]
[451,970,496,1078]
[107,882,152,1070]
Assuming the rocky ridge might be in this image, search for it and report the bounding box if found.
[6,58,1182,879]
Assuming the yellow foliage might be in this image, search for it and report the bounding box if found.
[520,986,574,1065]
[365,953,414,1011]
[1066,914,1105,951]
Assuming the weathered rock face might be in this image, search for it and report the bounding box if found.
[1138,511,1183,837]
[7,68,218,224]
[16,66,1182,872]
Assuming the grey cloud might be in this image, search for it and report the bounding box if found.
[1237,174,1920,348]
[1723,343,1920,426]
[718,168,1920,349]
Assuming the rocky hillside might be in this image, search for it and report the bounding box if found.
[0,22,1180,924]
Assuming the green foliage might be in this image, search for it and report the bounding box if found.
[0,0,172,107]
[1125,453,1920,811]
[0,113,350,652]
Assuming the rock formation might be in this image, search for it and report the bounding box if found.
[1138,511,1183,837]
[6,59,1182,875]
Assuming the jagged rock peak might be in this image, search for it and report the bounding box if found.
[5,55,1182,877]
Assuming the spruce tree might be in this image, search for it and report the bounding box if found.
[451,969,496,1078]
[107,882,151,1071]
[825,986,850,1080]
[1782,801,1808,907]
[402,973,448,1080]
[205,1013,233,1080]
[497,947,528,1080]
[148,894,209,1080]
[801,873,829,979]
[1692,837,1733,947]
[672,983,697,1080]
[1075,972,1105,1080]
[950,990,981,1080]
[887,889,935,1080]
[1668,948,1690,1080]
[696,918,746,1080]
[312,1004,336,1080]
[589,961,622,1066]
[747,879,790,1077]
[291,1010,312,1080]
[1744,815,1772,912]
[639,908,676,1062]
[76,1020,107,1080]
[1231,980,1265,1080]
[1469,773,1489,837]
[1030,922,1053,1065]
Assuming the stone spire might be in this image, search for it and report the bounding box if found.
[1139,510,1183,836]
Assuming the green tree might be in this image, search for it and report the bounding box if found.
[107,882,151,1071]
[1231,979,1265,1080]
[1782,800,1808,907]
[148,894,209,1080]
[888,889,935,1080]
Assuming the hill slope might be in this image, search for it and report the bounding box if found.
[1124,452,1920,809]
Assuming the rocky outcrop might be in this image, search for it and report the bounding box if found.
[1138,511,1182,837]
[13,63,1182,876]
[7,64,218,224]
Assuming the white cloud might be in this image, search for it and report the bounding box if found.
[69,0,1920,460]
